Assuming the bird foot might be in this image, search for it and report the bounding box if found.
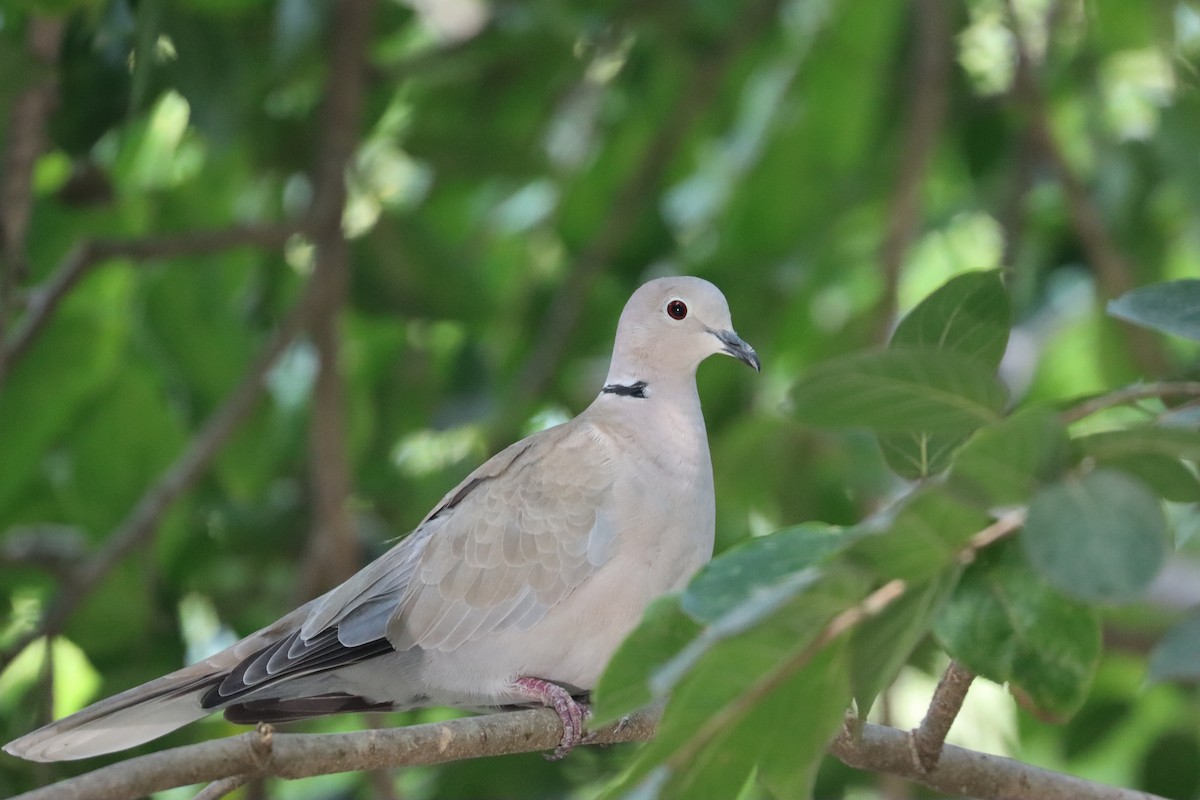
[511,676,589,760]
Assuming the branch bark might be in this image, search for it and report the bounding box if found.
[0,224,301,384]
[295,0,377,597]
[909,660,975,771]
[12,706,1164,800]
[830,721,1164,800]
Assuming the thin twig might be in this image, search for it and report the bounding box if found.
[295,0,376,597]
[1060,381,1200,424]
[874,0,952,343]
[1003,0,1166,375]
[909,660,975,771]
[0,224,301,382]
[959,508,1027,560]
[191,776,249,800]
[0,266,330,673]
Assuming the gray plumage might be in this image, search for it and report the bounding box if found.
[5,275,759,762]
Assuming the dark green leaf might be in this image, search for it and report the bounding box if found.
[1076,427,1200,463]
[879,271,1012,479]
[878,431,967,480]
[1148,612,1200,683]
[935,542,1101,719]
[1108,280,1200,341]
[891,270,1013,369]
[793,348,1007,434]
[847,488,991,583]
[948,407,1070,507]
[1021,470,1168,604]
[1097,454,1200,502]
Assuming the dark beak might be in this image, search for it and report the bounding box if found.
[710,329,761,372]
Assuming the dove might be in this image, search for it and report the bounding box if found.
[5,275,760,762]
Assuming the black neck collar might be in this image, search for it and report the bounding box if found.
[601,380,648,399]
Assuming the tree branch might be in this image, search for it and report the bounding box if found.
[11,707,662,800]
[1,15,65,332]
[0,223,301,384]
[909,660,975,771]
[1060,381,1200,424]
[13,705,1163,800]
[830,721,1164,800]
[873,0,952,343]
[295,0,376,597]
[0,264,330,673]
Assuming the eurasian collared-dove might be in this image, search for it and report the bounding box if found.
[5,275,759,762]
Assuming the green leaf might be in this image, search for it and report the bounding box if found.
[847,488,991,583]
[1021,470,1168,604]
[1075,427,1200,463]
[1148,612,1200,683]
[792,347,1007,434]
[878,431,967,481]
[1096,454,1200,502]
[591,596,702,725]
[935,541,1101,720]
[879,271,1013,478]
[891,270,1013,369]
[850,569,959,718]
[948,407,1071,507]
[1108,280,1200,341]
[681,523,847,622]
[606,611,854,800]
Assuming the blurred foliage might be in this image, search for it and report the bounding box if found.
[2,0,1200,798]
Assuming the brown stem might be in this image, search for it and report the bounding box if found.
[1060,381,1200,424]
[0,224,301,383]
[909,660,975,771]
[295,0,376,597]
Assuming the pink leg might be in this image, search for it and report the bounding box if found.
[511,677,587,760]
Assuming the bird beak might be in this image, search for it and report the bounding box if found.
[710,329,761,372]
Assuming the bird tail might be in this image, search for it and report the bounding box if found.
[3,668,221,762]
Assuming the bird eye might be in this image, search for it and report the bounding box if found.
[667,300,688,320]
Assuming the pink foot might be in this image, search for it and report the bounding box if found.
[512,677,588,760]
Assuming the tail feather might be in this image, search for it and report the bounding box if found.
[3,672,220,762]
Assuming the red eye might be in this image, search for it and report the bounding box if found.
[667,300,688,320]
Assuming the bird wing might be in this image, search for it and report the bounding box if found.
[386,420,618,652]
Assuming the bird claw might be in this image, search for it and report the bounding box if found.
[512,676,589,760]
